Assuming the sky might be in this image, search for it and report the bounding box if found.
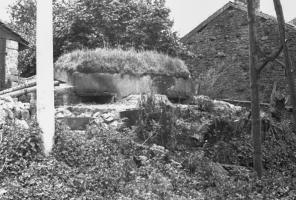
[165,0,296,37]
[0,0,295,37]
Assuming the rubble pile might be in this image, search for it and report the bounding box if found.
[0,96,31,129]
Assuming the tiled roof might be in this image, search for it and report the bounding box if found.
[0,20,29,50]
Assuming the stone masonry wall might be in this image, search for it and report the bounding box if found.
[184,7,296,102]
[5,40,19,88]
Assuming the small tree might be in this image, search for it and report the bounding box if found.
[273,0,296,127]
[246,0,294,177]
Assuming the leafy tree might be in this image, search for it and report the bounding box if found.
[9,0,188,77]
[9,0,36,77]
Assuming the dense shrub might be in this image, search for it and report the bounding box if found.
[136,94,179,149]
[55,48,190,78]
[0,121,44,180]
[1,97,296,199]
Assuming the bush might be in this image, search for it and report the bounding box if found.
[136,94,178,149]
[55,48,190,78]
[0,121,44,180]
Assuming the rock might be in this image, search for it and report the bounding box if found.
[189,95,242,114]
[55,112,65,118]
[0,188,7,196]
[208,162,229,181]
[150,144,168,155]
[93,117,104,125]
[92,112,102,118]
[13,107,22,119]
[209,36,217,41]
[139,155,148,163]
[21,109,30,120]
[217,51,226,57]
[77,112,93,118]
[212,99,242,114]
[0,98,30,127]
[15,119,29,129]
[55,108,74,118]
[0,109,7,125]
[0,96,14,103]
[101,112,115,123]
[3,108,14,120]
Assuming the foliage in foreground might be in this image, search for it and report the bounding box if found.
[55,48,190,78]
[1,97,296,199]
[0,121,43,180]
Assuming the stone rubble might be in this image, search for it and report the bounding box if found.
[0,96,31,129]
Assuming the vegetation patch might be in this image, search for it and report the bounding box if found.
[1,96,296,199]
[55,48,190,78]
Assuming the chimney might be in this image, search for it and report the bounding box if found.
[234,0,260,11]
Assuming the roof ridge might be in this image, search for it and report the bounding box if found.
[0,20,29,47]
[181,1,296,43]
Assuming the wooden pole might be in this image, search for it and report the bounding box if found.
[0,80,59,95]
[247,0,263,178]
[36,0,55,155]
[0,39,6,90]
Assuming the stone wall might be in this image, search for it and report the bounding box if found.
[183,7,296,101]
[5,40,19,88]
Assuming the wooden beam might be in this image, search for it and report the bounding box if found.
[0,80,59,95]
[0,39,6,90]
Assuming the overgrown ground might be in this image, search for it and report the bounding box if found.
[55,48,190,78]
[0,96,296,199]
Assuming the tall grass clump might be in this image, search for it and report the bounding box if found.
[55,48,190,78]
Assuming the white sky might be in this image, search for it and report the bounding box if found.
[167,0,296,37]
[0,0,295,37]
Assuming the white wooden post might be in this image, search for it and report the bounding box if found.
[36,0,55,155]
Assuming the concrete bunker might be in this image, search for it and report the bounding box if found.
[54,48,194,105]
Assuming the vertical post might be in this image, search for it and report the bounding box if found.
[36,0,55,155]
[248,0,263,178]
[0,39,6,90]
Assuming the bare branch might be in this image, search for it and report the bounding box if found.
[274,59,286,68]
[257,45,283,73]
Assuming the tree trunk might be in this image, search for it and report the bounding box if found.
[273,0,296,126]
[247,0,263,178]
[36,0,55,156]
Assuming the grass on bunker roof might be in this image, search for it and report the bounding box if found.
[55,48,190,78]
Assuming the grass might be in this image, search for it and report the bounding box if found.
[55,48,190,78]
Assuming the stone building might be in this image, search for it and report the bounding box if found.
[0,21,28,90]
[181,0,296,101]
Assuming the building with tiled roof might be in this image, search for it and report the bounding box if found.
[182,0,296,101]
[0,21,29,90]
